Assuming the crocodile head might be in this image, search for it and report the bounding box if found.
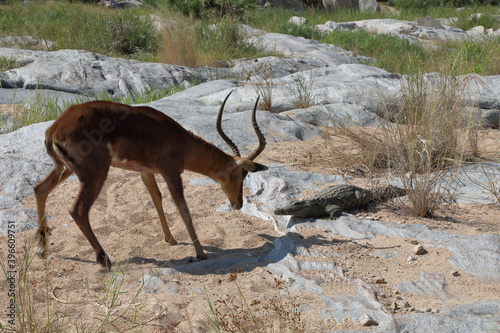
[274,200,311,217]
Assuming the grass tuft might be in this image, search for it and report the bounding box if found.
[328,73,481,217]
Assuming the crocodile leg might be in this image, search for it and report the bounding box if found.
[326,204,342,219]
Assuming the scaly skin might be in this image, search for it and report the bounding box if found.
[274,184,405,219]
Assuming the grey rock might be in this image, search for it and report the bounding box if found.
[416,16,445,30]
[264,0,305,10]
[322,0,358,11]
[396,271,452,300]
[359,0,380,13]
[288,16,308,26]
[359,313,378,326]
[0,48,218,97]
[0,36,54,50]
[140,275,165,294]
[377,301,500,333]
[321,280,392,324]
[284,103,381,127]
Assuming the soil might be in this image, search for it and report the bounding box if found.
[0,129,499,332]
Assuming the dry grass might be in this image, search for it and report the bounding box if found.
[0,240,166,333]
[328,74,482,217]
[208,271,305,333]
[159,18,199,67]
[246,63,274,112]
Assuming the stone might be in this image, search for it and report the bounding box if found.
[372,276,385,284]
[416,16,445,30]
[413,244,426,255]
[288,16,308,26]
[359,313,378,326]
[467,25,486,35]
[0,35,54,50]
[396,271,452,299]
[322,0,358,12]
[264,0,306,10]
[359,0,380,13]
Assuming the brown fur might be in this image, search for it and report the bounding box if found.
[34,95,267,269]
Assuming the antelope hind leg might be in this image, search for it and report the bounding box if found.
[34,164,73,258]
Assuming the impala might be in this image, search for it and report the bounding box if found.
[34,91,267,269]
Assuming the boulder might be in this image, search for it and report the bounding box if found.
[359,0,380,13]
[288,16,308,26]
[322,0,359,11]
[264,0,306,10]
[416,16,445,30]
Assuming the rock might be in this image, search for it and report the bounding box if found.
[359,0,380,13]
[115,0,143,8]
[322,0,358,11]
[288,16,308,26]
[147,14,176,32]
[396,271,452,299]
[0,49,216,97]
[407,255,417,262]
[416,16,445,30]
[264,0,306,10]
[359,313,378,326]
[413,244,426,255]
[0,35,54,50]
[451,270,461,277]
[372,276,385,284]
[467,25,486,35]
[140,275,164,293]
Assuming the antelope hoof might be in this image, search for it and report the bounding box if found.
[96,250,112,270]
[166,238,178,245]
[36,246,47,259]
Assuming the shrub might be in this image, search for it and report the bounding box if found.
[195,16,269,66]
[328,74,480,217]
[166,0,256,19]
[107,12,159,55]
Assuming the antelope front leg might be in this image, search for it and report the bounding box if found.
[162,172,207,261]
[34,164,73,258]
[140,172,177,245]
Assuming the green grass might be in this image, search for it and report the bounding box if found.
[1,1,499,75]
[0,56,17,71]
[6,86,178,132]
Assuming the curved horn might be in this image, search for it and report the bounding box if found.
[246,95,267,161]
[216,90,240,157]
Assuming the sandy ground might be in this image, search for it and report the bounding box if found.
[0,129,499,332]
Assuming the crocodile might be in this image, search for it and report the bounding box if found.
[274,184,406,219]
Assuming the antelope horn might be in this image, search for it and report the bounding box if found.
[246,95,267,161]
[216,90,240,157]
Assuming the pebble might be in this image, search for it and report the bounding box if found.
[372,276,385,284]
[359,314,378,326]
[407,255,417,262]
[451,270,461,277]
[413,244,426,255]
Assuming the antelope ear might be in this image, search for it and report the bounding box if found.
[237,159,268,173]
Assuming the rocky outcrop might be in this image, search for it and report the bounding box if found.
[322,0,358,11]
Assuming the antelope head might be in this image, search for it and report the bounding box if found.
[215,91,268,210]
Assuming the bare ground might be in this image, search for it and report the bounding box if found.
[0,129,499,332]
